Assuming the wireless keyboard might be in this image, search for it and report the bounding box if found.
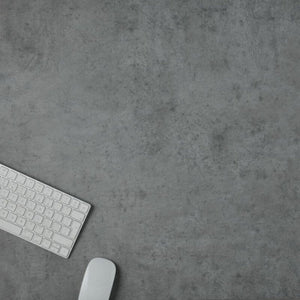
[0,163,91,258]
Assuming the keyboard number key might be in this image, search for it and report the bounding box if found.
[52,191,61,201]
[43,187,52,196]
[25,178,35,189]
[7,170,17,180]
[70,199,79,209]
[16,175,26,184]
[34,182,44,193]
[61,195,70,205]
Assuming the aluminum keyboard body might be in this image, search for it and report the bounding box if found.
[0,163,91,258]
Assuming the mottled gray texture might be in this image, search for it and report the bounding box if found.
[0,0,299,299]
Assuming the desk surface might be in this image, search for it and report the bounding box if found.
[0,1,299,299]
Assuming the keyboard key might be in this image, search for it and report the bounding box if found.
[0,209,8,218]
[53,233,73,247]
[35,225,44,235]
[33,214,43,224]
[50,245,59,253]
[52,222,61,232]
[16,206,25,216]
[70,199,79,209]
[62,217,71,226]
[62,206,71,215]
[79,203,89,213]
[59,247,69,257]
[26,200,36,210]
[0,166,8,176]
[25,178,35,189]
[32,234,42,244]
[16,217,26,226]
[0,218,22,235]
[53,213,63,222]
[52,191,61,201]
[0,177,8,187]
[25,221,35,231]
[16,175,26,184]
[36,204,45,214]
[43,187,52,196]
[41,239,51,248]
[22,230,33,240]
[45,198,53,207]
[17,196,27,206]
[35,194,44,203]
[7,203,16,211]
[7,213,17,222]
[53,202,62,211]
[42,218,52,228]
[61,195,70,205]
[8,192,18,202]
[60,226,70,236]
[7,170,17,180]
[25,210,34,220]
[34,182,44,193]
[71,210,85,221]
[0,199,8,208]
[45,209,54,218]
[0,188,9,197]
[16,185,26,195]
[44,229,53,239]
[25,190,35,200]
[7,182,17,191]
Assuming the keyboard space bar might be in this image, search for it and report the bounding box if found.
[0,219,22,235]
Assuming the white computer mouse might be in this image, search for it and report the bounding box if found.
[78,258,116,300]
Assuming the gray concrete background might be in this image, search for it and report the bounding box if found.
[0,0,299,299]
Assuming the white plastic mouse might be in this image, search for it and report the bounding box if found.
[78,258,116,300]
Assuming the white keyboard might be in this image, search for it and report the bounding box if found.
[0,163,91,258]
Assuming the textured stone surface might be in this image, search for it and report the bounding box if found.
[0,0,299,299]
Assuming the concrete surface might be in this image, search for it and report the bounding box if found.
[0,0,299,299]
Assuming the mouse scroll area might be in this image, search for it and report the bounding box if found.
[78,258,116,300]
